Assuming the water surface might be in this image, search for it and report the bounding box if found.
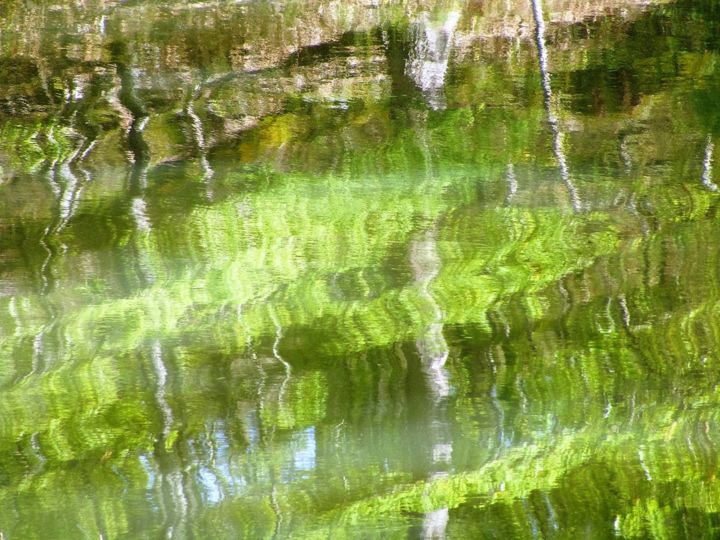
[2,0,720,538]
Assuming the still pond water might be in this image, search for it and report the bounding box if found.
[1,0,720,537]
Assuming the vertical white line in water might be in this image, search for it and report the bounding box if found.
[136,115,150,191]
[131,197,151,232]
[618,294,631,330]
[411,230,450,398]
[412,229,451,539]
[422,506,450,539]
[187,84,215,189]
[271,483,283,539]
[127,94,159,286]
[531,0,551,101]
[490,382,506,453]
[269,307,291,539]
[406,11,460,110]
[31,327,47,375]
[152,341,173,440]
[150,343,189,538]
[8,297,22,336]
[530,0,582,212]
[619,134,632,172]
[269,307,292,405]
[57,163,79,232]
[167,469,189,539]
[638,446,653,481]
[506,163,518,203]
[701,134,718,191]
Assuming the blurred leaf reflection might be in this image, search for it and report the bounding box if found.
[2,0,720,538]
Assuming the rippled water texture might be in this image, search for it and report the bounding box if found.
[1,0,720,538]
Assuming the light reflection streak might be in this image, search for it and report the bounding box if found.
[701,134,718,191]
[198,467,223,504]
[412,229,450,399]
[406,11,460,110]
[530,0,582,212]
[31,117,93,374]
[270,307,292,405]
[619,133,632,172]
[411,227,452,539]
[505,163,518,205]
[187,83,215,191]
[152,341,173,441]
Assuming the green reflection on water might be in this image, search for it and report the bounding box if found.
[2,0,720,538]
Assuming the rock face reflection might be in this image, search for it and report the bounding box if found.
[2,0,720,538]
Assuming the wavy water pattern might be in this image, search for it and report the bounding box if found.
[1,0,720,538]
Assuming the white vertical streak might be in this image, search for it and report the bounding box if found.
[411,230,450,399]
[702,134,718,191]
[531,0,582,212]
[152,341,173,440]
[406,11,460,110]
[506,163,518,203]
[187,84,215,198]
[412,229,451,539]
[269,307,291,403]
